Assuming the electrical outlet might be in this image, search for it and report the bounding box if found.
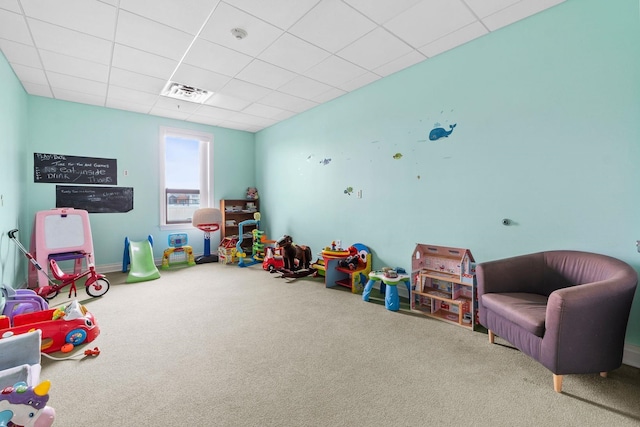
[357,190,362,199]
[637,240,640,253]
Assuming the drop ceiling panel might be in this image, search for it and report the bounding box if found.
[28,18,113,65]
[205,93,252,111]
[107,85,158,106]
[229,0,321,30]
[242,103,287,119]
[0,39,41,68]
[39,50,110,82]
[259,91,318,113]
[235,59,298,90]
[183,38,253,77]
[343,0,423,24]
[115,11,193,60]
[108,68,166,95]
[373,50,426,77]
[51,87,105,106]
[105,98,152,114]
[278,75,333,100]
[481,0,565,31]
[338,71,380,92]
[0,0,21,13]
[0,8,32,45]
[312,87,346,103]
[258,33,330,74]
[463,0,521,19]
[21,0,117,40]
[47,71,107,97]
[192,104,237,120]
[385,0,477,48]
[218,78,273,103]
[119,0,219,35]
[289,0,377,53]
[112,44,177,80]
[199,2,284,56]
[171,63,231,93]
[419,22,488,58]
[10,63,47,85]
[337,27,413,70]
[22,81,52,97]
[304,55,367,87]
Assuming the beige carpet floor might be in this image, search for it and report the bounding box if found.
[36,262,640,426]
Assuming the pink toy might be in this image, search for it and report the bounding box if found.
[0,300,99,354]
[0,381,55,427]
[28,208,95,289]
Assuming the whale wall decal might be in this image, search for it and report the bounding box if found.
[429,123,457,141]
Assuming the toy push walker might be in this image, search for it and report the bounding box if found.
[8,229,110,300]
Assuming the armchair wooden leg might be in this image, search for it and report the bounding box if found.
[600,372,608,378]
[488,330,495,344]
[553,374,563,393]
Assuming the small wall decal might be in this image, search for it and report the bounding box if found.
[429,123,457,141]
[393,153,403,159]
[319,158,332,165]
[344,186,353,195]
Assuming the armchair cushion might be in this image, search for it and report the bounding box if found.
[481,293,548,337]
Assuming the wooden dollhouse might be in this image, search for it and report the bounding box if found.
[411,244,476,328]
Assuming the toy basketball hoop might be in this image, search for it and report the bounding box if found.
[192,208,222,264]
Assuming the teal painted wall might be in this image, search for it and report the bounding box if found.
[256,0,640,343]
[0,52,28,286]
[23,97,255,276]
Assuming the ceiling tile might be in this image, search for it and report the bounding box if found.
[116,11,193,60]
[229,0,320,30]
[385,0,477,48]
[22,81,53,97]
[278,75,332,100]
[183,38,253,77]
[205,93,252,111]
[51,87,106,106]
[154,96,201,113]
[259,33,330,74]
[47,71,107,97]
[0,0,21,13]
[259,91,317,113]
[226,111,276,128]
[191,104,237,120]
[112,44,177,80]
[0,39,41,68]
[119,0,219,34]
[337,71,380,92]
[373,50,426,77]
[171,63,231,92]
[464,0,521,18]
[107,85,158,106]
[105,98,152,114]
[148,105,191,120]
[199,2,283,56]
[289,0,377,53]
[312,87,346,103]
[28,18,112,65]
[481,0,565,31]
[343,0,423,24]
[109,67,166,94]
[40,50,110,82]
[242,103,286,119]
[10,63,47,85]
[217,78,272,102]
[303,55,367,87]
[186,114,222,127]
[0,8,32,45]
[338,27,414,70]
[419,21,487,58]
[21,0,117,40]
[235,59,298,90]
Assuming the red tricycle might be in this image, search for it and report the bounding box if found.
[9,229,110,300]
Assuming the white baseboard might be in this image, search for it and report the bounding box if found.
[623,343,640,368]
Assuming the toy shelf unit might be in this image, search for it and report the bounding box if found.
[220,199,259,251]
[411,244,476,329]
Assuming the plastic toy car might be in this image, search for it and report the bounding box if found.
[0,300,99,353]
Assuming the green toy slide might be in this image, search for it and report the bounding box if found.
[125,239,161,283]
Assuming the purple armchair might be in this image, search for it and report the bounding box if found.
[477,250,638,392]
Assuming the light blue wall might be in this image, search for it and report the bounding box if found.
[22,97,255,276]
[256,0,640,343]
[0,52,28,286]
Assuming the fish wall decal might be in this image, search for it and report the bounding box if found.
[429,123,457,141]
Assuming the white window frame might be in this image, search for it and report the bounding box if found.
[159,126,213,230]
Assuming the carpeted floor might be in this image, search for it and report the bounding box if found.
[38,263,640,426]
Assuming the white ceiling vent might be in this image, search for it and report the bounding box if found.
[161,81,213,104]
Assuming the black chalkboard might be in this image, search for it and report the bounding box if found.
[34,152,117,185]
[56,186,133,213]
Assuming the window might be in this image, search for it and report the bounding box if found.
[159,127,212,228]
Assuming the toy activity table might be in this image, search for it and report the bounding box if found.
[362,271,411,311]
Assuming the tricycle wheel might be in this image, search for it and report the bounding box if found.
[86,278,110,297]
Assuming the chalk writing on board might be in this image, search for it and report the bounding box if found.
[56,186,133,214]
[34,152,118,185]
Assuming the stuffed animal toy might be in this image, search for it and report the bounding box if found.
[246,187,259,199]
[277,235,311,271]
[339,246,363,270]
